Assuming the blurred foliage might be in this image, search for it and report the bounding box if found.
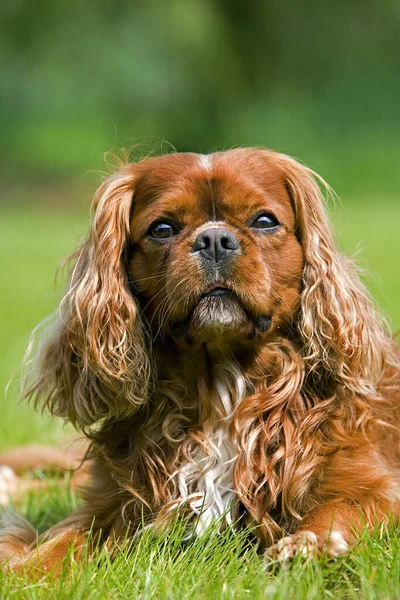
[1,0,400,196]
[0,1,399,467]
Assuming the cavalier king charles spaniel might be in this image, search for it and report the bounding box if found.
[1,148,399,573]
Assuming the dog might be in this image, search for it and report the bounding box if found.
[1,147,399,574]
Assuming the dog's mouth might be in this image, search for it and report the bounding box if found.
[202,284,237,296]
[169,285,272,342]
[202,286,231,297]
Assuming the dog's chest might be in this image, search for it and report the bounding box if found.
[174,368,245,533]
[177,426,237,533]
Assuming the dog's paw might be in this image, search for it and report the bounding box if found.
[319,529,349,557]
[0,466,18,505]
[264,529,349,562]
[264,531,320,561]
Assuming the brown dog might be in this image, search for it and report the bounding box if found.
[1,148,399,573]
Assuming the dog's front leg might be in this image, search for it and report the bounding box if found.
[265,497,396,561]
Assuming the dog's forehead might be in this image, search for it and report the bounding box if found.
[130,150,294,230]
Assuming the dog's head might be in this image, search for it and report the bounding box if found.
[128,150,303,348]
[27,148,387,427]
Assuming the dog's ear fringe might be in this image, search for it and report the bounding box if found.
[273,152,399,399]
[23,165,152,429]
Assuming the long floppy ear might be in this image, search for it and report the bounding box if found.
[25,164,151,428]
[273,153,394,400]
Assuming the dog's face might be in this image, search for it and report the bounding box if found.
[128,150,304,348]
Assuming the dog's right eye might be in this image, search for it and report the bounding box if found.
[148,222,177,240]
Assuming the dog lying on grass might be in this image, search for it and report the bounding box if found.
[1,148,399,574]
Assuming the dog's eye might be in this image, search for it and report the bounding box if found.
[251,213,280,231]
[148,222,177,240]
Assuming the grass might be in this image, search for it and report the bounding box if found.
[0,195,399,598]
[1,487,400,599]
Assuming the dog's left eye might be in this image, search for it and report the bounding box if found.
[251,213,280,230]
[148,222,177,240]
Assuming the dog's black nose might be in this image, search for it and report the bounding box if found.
[192,227,239,263]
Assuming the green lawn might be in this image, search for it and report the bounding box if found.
[0,197,399,598]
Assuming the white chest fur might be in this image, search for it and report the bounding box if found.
[171,365,246,533]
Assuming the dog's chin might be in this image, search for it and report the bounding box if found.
[190,292,249,340]
[168,289,272,347]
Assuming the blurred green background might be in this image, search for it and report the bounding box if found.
[1,1,399,449]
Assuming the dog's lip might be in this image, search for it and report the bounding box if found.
[201,285,232,298]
